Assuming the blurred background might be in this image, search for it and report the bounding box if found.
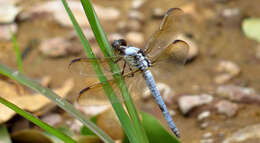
[0,0,260,143]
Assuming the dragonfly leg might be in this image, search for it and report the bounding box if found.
[128,66,135,77]
[121,61,126,75]
[114,58,122,63]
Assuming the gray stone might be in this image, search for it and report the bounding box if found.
[214,61,240,84]
[216,85,260,104]
[20,1,120,28]
[39,37,79,57]
[178,94,213,114]
[222,124,260,143]
[215,100,238,117]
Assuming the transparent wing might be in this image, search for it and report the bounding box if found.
[68,57,122,77]
[150,40,189,66]
[144,8,187,60]
[77,70,142,106]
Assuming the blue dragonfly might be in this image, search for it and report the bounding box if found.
[69,8,189,138]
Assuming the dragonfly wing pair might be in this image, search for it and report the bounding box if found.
[69,8,189,106]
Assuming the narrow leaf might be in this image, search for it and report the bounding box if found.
[10,30,23,73]
[0,124,12,143]
[141,112,181,143]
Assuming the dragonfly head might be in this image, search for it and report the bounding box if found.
[111,39,128,54]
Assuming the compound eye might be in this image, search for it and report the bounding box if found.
[118,39,127,46]
[111,40,120,49]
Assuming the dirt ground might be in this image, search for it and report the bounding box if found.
[1,0,260,142]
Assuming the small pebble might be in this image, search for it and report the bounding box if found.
[214,60,240,84]
[0,3,21,23]
[197,111,211,121]
[203,132,213,139]
[41,113,62,126]
[69,119,83,133]
[215,61,240,76]
[126,32,144,46]
[222,8,240,18]
[214,74,233,84]
[215,100,238,117]
[200,122,209,129]
[0,23,17,41]
[152,8,165,19]
[220,7,242,26]
[178,94,213,115]
[131,0,145,9]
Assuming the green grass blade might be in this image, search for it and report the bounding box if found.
[60,1,140,143]
[0,63,113,143]
[0,124,12,143]
[10,30,24,74]
[79,0,149,143]
[0,97,76,143]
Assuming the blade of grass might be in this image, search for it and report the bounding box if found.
[0,97,76,143]
[79,0,149,143]
[0,124,12,143]
[60,1,139,143]
[10,30,23,74]
[0,63,113,143]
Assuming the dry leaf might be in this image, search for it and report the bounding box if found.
[0,79,74,123]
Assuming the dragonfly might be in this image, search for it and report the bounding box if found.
[69,8,189,138]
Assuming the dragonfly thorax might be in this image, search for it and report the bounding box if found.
[121,46,151,71]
